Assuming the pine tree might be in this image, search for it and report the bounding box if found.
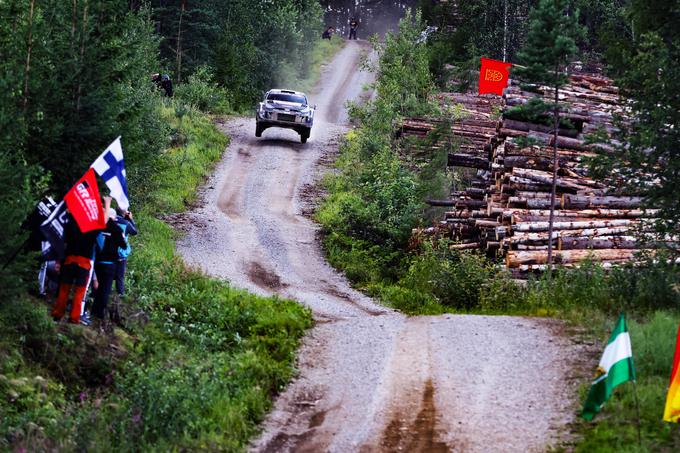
[591,0,680,244]
[513,0,583,265]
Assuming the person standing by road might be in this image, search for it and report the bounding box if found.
[349,17,359,40]
[51,198,112,324]
[151,73,173,97]
[91,200,126,328]
[113,209,138,298]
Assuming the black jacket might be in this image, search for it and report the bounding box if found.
[95,219,126,263]
[63,216,102,260]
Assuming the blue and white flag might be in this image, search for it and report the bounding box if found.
[91,137,129,211]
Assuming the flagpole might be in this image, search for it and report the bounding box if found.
[632,380,643,449]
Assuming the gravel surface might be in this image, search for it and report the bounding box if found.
[176,40,584,452]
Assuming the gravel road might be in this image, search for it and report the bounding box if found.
[177,40,584,452]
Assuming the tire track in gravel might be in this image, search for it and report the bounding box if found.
[176,40,585,452]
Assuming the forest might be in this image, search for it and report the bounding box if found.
[1,0,679,451]
[1,1,325,450]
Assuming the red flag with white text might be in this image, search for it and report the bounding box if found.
[478,58,512,96]
[64,168,106,233]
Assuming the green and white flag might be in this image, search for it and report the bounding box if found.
[581,313,636,421]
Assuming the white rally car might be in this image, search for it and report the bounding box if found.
[255,89,315,143]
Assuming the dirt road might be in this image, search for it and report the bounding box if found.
[178,41,582,452]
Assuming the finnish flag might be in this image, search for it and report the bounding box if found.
[91,137,130,211]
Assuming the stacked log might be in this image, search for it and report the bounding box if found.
[408,73,666,275]
[400,93,503,157]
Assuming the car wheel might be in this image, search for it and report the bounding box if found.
[255,124,263,137]
[300,131,309,144]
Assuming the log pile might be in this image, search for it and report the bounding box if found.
[408,73,665,275]
[399,93,503,156]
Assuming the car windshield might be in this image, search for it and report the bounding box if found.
[267,93,307,105]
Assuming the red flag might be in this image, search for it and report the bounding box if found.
[478,58,512,96]
[64,168,106,233]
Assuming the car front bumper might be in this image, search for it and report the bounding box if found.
[257,111,313,130]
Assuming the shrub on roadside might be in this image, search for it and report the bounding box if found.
[399,241,495,310]
[174,66,232,114]
[522,260,680,316]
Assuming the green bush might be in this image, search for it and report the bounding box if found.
[399,241,493,310]
[521,260,680,317]
[0,153,46,301]
[174,66,232,114]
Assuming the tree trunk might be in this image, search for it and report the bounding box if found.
[503,0,508,62]
[22,0,36,113]
[448,153,489,169]
[507,249,638,268]
[75,0,89,113]
[426,199,457,207]
[508,226,633,244]
[562,195,643,209]
[557,236,642,250]
[176,0,186,83]
[503,208,654,219]
[513,219,636,232]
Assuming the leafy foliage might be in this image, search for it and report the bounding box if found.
[318,10,439,286]
[152,0,324,110]
[590,0,680,241]
[173,65,231,114]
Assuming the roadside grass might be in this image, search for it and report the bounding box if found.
[573,311,680,452]
[0,105,312,451]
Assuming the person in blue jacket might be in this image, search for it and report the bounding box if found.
[113,209,138,298]
[91,207,126,324]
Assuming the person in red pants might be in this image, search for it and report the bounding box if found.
[52,197,112,324]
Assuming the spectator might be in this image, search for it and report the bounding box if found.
[349,17,359,40]
[114,209,138,298]
[151,73,173,97]
[322,26,335,40]
[39,260,60,299]
[91,202,126,328]
[51,199,111,324]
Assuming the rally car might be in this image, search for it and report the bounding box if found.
[255,89,315,143]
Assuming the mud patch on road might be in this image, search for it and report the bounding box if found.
[247,261,288,290]
[380,379,450,453]
[163,212,207,233]
[324,285,386,317]
[257,387,328,453]
[308,409,327,429]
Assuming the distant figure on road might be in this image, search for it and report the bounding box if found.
[151,73,173,97]
[322,26,335,40]
[349,17,359,40]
